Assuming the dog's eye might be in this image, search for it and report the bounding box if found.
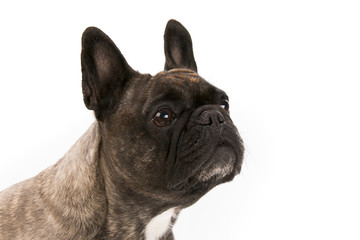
[220,99,230,112]
[153,108,176,127]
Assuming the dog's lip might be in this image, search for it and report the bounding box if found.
[194,146,237,182]
[168,143,241,192]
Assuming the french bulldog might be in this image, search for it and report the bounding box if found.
[0,19,244,239]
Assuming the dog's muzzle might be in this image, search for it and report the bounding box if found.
[166,105,244,193]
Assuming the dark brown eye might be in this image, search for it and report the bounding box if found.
[153,108,175,127]
[220,99,230,112]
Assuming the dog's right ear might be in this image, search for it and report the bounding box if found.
[81,27,135,120]
[164,20,197,72]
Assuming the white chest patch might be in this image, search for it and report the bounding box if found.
[145,208,175,240]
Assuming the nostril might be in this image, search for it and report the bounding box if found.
[198,111,211,125]
[197,110,224,126]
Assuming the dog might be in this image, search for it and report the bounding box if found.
[0,19,244,240]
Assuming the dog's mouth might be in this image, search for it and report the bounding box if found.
[193,145,237,182]
[165,105,244,197]
[167,142,243,195]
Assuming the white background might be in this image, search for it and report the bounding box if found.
[0,1,359,239]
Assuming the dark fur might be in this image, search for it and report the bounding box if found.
[0,20,244,239]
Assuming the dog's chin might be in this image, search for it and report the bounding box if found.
[176,145,240,196]
[194,146,237,182]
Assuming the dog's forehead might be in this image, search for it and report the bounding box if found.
[156,68,201,83]
[147,68,215,101]
[150,68,211,93]
[148,68,226,100]
[141,68,225,114]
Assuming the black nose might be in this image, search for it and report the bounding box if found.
[197,110,225,126]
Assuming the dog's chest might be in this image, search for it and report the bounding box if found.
[144,208,175,240]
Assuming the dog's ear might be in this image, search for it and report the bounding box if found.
[164,20,197,72]
[81,27,135,120]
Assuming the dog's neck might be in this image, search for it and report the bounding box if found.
[96,123,179,239]
[37,122,106,238]
[40,122,177,239]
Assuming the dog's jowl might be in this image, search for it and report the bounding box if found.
[0,20,244,240]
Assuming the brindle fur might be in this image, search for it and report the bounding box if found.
[0,20,244,239]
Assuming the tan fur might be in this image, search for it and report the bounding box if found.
[159,68,201,84]
[0,122,106,239]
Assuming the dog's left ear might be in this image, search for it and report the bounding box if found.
[81,27,136,120]
[164,20,197,72]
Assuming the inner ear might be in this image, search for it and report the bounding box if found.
[94,44,117,83]
[81,27,135,120]
[164,20,197,72]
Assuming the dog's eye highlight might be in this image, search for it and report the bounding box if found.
[153,108,176,127]
[220,99,230,112]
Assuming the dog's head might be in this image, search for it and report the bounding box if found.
[81,20,244,206]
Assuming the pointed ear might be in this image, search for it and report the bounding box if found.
[164,20,197,72]
[81,27,135,119]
